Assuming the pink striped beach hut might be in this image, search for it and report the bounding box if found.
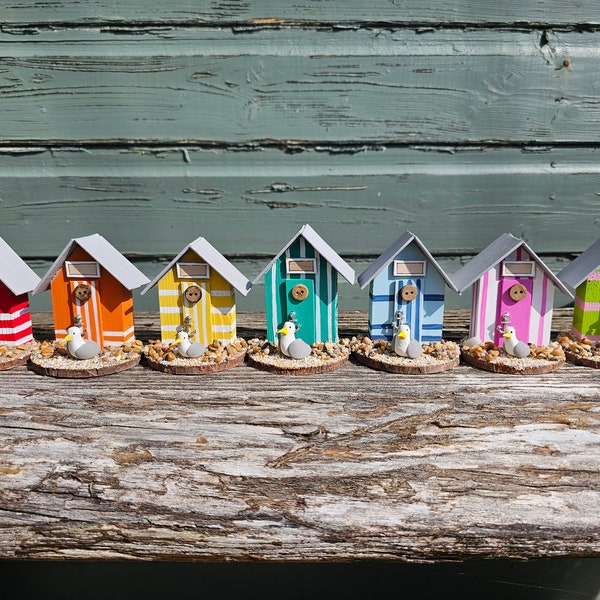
[452,233,572,346]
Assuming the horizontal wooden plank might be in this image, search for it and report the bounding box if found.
[0,145,598,264]
[0,310,598,562]
[2,1,600,26]
[0,28,595,143]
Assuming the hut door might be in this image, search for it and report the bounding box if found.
[284,279,316,345]
[70,279,103,345]
[495,261,535,345]
[395,278,424,343]
[180,280,210,346]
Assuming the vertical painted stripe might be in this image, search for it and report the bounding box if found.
[314,250,321,342]
[327,260,333,342]
[299,238,306,280]
[199,282,208,344]
[479,272,488,342]
[270,265,278,342]
[90,280,101,345]
[415,278,422,342]
[538,275,549,346]
[72,280,82,333]
[404,279,412,333]
[394,278,400,328]
[528,270,542,346]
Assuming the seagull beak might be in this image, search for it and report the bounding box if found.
[397,331,407,339]
[278,327,288,335]
[173,337,182,345]
[503,332,512,339]
[61,334,72,343]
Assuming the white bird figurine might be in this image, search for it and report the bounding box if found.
[278,321,312,359]
[502,326,530,358]
[173,330,207,358]
[62,325,101,360]
[392,322,423,359]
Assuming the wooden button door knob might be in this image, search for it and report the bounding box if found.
[184,285,202,303]
[291,283,310,301]
[509,283,527,302]
[400,284,418,302]
[73,284,92,302]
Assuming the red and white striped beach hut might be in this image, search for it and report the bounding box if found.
[452,233,572,346]
[0,237,40,345]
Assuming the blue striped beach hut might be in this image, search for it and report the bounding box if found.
[255,224,355,345]
[358,231,457,343]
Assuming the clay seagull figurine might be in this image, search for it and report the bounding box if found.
[502,326,530,358]
[173,329,207,358]
[278,320,312,359]
[392,322,423,359]
[62,325,101,360]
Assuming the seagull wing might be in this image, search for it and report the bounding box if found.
[70,340,101,360]
[287,338,312,359]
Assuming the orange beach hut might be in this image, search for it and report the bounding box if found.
[33,234,149,347]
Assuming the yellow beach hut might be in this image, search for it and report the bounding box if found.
[141,237,252,346]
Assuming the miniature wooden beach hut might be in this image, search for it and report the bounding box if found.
[557,237,600,341]
[357,231,457,343]
[33,233,149,347]
[0,237,40,346]
[452,233,572,347]
[141,236,252,346]
[255,224,355,345]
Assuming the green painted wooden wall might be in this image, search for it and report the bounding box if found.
[1,2,598,312]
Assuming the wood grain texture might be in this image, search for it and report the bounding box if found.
[0,310,598,561]
[2,1,600,26]
[1,146,598,260]
[0,28,593,144]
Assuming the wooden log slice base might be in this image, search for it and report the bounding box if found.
[461,348,565,375]
[246,352,349,375]
[0,353,30,371]
[563,351,600,369]
[29,354,141,378]
[144,348,246,375]
[352,351,459,374]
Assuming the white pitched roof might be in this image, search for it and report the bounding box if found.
[33,233,149,294]
[253,224,355,285]
[141,236,252,296]
[357,230,457,291]
[557,237,600,289]
[452,233,572,297]
[0,237,40,296]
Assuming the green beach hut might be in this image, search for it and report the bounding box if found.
[254,224,355,345]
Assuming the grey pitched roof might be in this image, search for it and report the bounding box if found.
[557,237,600,289]
[141,236,252,296]
[357,230,457,291]
[0,237,40,296]
[253,224,355,284]
[451,233,572,297]
[33,233,149,294]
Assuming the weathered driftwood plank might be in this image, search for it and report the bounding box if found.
[0,28,591,143]
[0,310,598,561]
[2,0,600,26]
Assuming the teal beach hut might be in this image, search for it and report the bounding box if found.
[255,224,355,345]
[358,231,457,343]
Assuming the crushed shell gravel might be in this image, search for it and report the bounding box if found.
[350,336,460,367]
